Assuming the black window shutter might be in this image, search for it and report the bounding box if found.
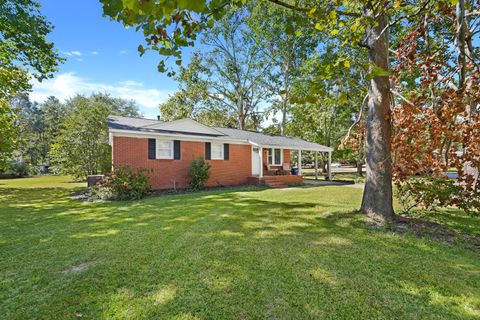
[205,142,211,160]
[174,140,181,160]
[148,139,156,159]
[224,143,229,160]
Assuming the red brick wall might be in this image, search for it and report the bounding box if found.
[262,148,291,168]
[112,136,252,189]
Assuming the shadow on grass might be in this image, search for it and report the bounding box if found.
[1,186,479,319]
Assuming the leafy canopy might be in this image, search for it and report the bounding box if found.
[0,0,62,168]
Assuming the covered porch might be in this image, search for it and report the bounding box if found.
[248,142,333,187]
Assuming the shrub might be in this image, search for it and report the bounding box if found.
[6,159,36,177]
[395,176,479,215]
[94,166,152,200]
[189,157,211,191]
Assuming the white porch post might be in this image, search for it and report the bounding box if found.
[298,149,302,176]
[259,146,263,177]
[314,151,318,180]
[327,151,332,181]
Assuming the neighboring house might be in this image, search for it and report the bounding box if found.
[108,116,333,189]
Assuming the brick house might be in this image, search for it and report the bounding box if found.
[108,116,333,189]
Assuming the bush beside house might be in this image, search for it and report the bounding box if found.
[189,157,211,191]
[92,166,152,200]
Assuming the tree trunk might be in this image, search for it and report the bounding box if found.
[281,98,287,135]
[237,96,245,130]
[356,136,364,177]
[455,0,467,90]
[360,9,395,220]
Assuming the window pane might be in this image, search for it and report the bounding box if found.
[268,149,273,165]
[274,149,281,165]
[211,143,223,159]
[157,140,172,158]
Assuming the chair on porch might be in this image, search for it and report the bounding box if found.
[281,163,291,175]
[264,164,278,176]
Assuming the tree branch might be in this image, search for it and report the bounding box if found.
[375,0,432,41]
[266,0,361,17]
[340,93,368,149]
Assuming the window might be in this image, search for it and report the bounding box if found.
[268,148,282,165]
[211,143,224,160]
[274,148,281,165]
[156,139,173,159]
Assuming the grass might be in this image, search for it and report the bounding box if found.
[0,175,85,189]
[1,176,479,319]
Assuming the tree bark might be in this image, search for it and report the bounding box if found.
[237,95,245,130]
[455,0,467,90]
[360,8,395,220]
[281,98,287,135]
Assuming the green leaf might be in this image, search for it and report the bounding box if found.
[330,29,339,36]
[329,10,337,21]
[315,23,323,31]
[285,22,294,35]
[122,0,138,11]
[177,0,206,12]
[344,60,350,68]
[366,64,391,80]
[138,44,145,56]
[372,64,390,77]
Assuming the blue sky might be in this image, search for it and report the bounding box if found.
[32,0,187,118]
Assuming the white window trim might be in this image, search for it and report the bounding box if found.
[211,142,224,160]
[268,148,283,166]
[156,139,174,159]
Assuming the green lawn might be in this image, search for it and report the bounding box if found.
[1,176,479,319]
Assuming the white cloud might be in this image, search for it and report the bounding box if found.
[91,51,99,55]
[119,80,143,87]
[119,50,127,54]
[62,50,82,57]
[30,72,172,110]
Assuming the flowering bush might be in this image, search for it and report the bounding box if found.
[93,166,152,200]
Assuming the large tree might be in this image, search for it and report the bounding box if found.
[100,0,442,220]
[10,95,70,170]
[159,89,239,127]
[0,0,62,168]
[50,95,111,179]
[247,1,318,135]
[288,48,366,173]
[173,9,271,130]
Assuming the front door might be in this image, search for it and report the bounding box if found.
[252,147,260,176]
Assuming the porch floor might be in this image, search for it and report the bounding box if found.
[247,175,303,188]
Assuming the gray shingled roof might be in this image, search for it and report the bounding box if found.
[212,127,332,151]
[108,116,161,131]
[108,115,332,152]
